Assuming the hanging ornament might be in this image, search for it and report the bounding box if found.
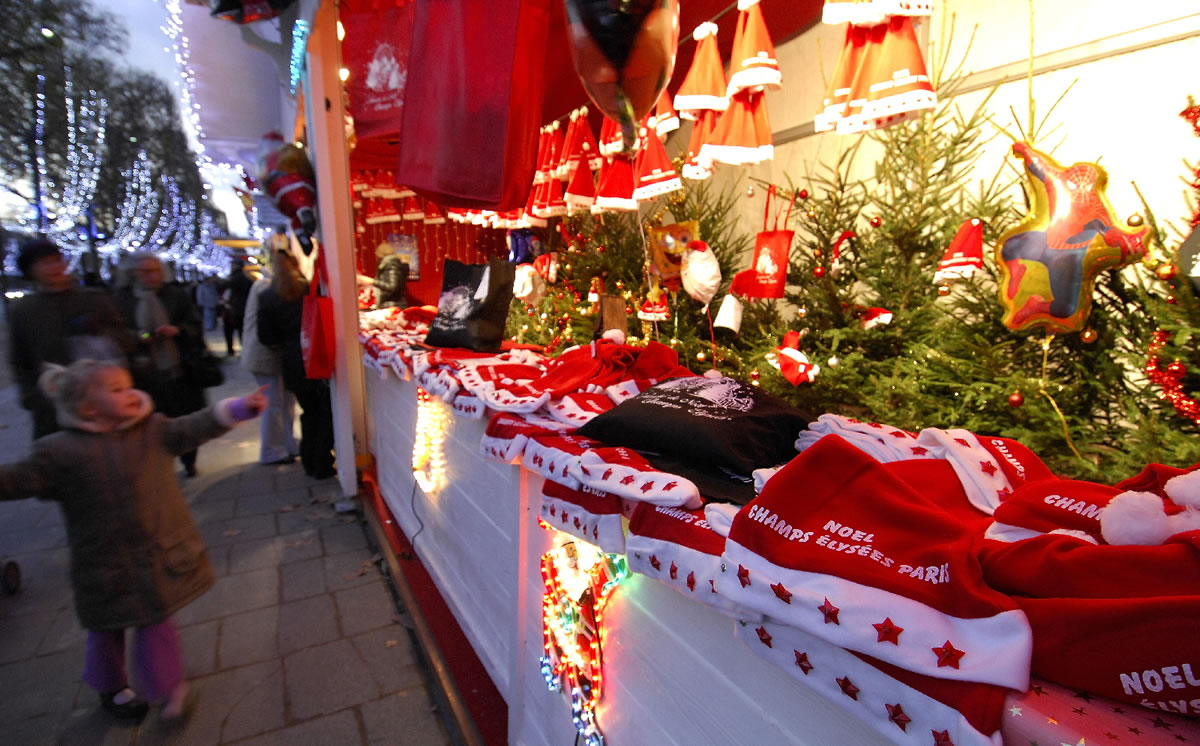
[995,143,1149,334]
[648,221,699,294]
[1080,328,1098,344]
[564,0,680,151]
[746,185,755,198]
[934,218,985,284]
[696,351,707,362]
[1157,264,1178,282]
[766,331,820,385]
[713,294,743,333]
[796,306,808,319]
[798,189,809,200]
[937,284,951,297]
[827,355,840,367]
[870,216,882,228]
[813,266,826,278]
[681,240,721,307]
[1008,390,1025,408]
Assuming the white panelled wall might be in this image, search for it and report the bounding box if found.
[714,1,1200,246]
[365,373,888,745]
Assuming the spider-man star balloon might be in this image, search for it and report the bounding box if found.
[995,142,1149,334]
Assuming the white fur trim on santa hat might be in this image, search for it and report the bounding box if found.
[601,328,626,345]
[1164,470,1200,507]
[727,66,782,97]
[718,538,1033,690]
[541,485,627,554]
[692,21,719,40]
[523,434,600,489]
[736,0,760,10]
[733,620,1003,746]
[451,394,486,420]
[1099,490,1200,546]
[704,503,739,538]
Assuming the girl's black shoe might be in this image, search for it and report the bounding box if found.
[100,687,149,720]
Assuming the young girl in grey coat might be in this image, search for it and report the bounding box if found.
[0,359,266,721]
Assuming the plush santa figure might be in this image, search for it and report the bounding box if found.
[257,132,318,254]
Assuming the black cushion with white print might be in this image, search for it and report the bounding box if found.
[577,376,812,505]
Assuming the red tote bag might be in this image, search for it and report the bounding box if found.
[393,0,550,210]
[730,185,796,299]
[301,255,336,379]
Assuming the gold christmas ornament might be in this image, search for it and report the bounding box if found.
[796,307,808,318]
[1080,328,1098,343]
[1127,214,1144,227]
[937,284,951,296]
[696,351,707,362]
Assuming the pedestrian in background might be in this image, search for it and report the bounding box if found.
[0,359,266,721]
[241,265,298,464]
[256,249,335,479]
[195,276,222,332]
[7,238,132,439]
[113,252,209,477]
[221,259,254,357]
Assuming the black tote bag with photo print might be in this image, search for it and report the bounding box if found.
[423,257,515,352]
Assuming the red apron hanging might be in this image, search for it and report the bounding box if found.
[395,0,551,210]
[730,185,795,299]
[341,1,415,141]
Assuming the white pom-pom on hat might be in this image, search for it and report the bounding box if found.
[702,368,723,380]
[1101,491,1173,546]
[601,328,626,345]
[692,22,719,40]
[1164,470,1200,508]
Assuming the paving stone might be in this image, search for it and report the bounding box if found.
[228,536,283,574]
[219,605,279,669]
[0,610,54,662]
[336,580,396,638]
[281,557,326,602]
[137,660,285,746]
[5,544,70,583]
[172,568,278,626]
[349,627,423,694]
[277,505,341,535]
[361,688,451,746]
[198,513,277,548]
[0,524,67,555]
[51,707,140,745]
[237,709,361,746]
[284,639,379,720]
[0,501,58,532]
[277,594,339,655]
[0,649,85,725]
[236,488,304,518]
[179,619,219,678]
[321,522,368,554]
[279,529,322,564]
[323,550,380,592]
[190,497,236,525]
[206,543,230,578]
[275,468,315,492]
[2,712,59,746]
[0,574,73,620]
[33,607,85,655]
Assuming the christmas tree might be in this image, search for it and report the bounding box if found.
[507,85,1200,482]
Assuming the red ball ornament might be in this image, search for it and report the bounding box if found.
[557,292,565,300]
[798,189,809,200]
[1167,295,1178,305]
[1168,360,1188,378]
[813,266,826,278]
[870,216,882,228]
[575,232,585,241]
[526,307,536,317]
[750,370,760,380]
[625,306,633,315]
[1157,264,1177,282]
[597,245,605,253]
[1008,391,1025,408]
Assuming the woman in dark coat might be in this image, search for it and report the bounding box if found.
[114,252,209,476]
[256,250,336,479]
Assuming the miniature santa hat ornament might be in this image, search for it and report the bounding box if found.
[727,0,782,96]
[771,331,821,385]
[594,154,639,212]
[422,201,446,225]
[654,90,680,137]
[681,109,719,180]
[401,196,425,221]
[934,218,985,283]
[564,155,596,213]
[555,113,580,181]
[599,116,624,157]
[532,126,551,185]
[701,90,774,166]
[861,306,893,330]
[632,118,683,202]
[576,108,603,171]
[546,121,567,180]
[815,24,872,133]
[674,22,729,119]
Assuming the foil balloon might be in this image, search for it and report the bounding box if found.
[563,0,680,151]
[647,220,698,293]
[995,142,1148,334]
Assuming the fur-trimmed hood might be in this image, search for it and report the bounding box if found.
[58,389,154,433]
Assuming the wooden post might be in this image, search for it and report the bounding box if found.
[304,1,367,497]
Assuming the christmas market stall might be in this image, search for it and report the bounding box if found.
[289,0,1200,743]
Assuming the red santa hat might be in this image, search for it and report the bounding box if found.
[401,196,425,221]
[815,24,872,133]
[700,90,773,167]
[726,0,782,96]
[532,125,551,185]
[632,119,683,202]
[541,480,627,554]
[547,391,616,426]
[534,173,567,219]
[654,90,680,137]
[978,524,1200,712]
[914,428,1056,516]
[627,502,765,620]
[576,447,703,509]
[523,432,604,489]
[422,201,446,225]
[554,115,578,181]
[575,108,603,171]
[479,411,568,464]
[839,16,937,134]
[522,181,547,228]
[934,219,985,282]
[564,157,596,213]
[594,154,638,212]
[451,392,486,419]
[674,22,729,118]
[681,109,719,181]
[718,434,1033,691]
[736,619,1006,745]
[861,306,893,329]
[545,120,566,181]
[598,116,624,157]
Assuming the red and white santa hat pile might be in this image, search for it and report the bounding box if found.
[978,466,1200,711]
[627,502,765,621]
[479,411,572,464]
[718,434,1033,691]
[815,3,936,134]
[523,432,604,489]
